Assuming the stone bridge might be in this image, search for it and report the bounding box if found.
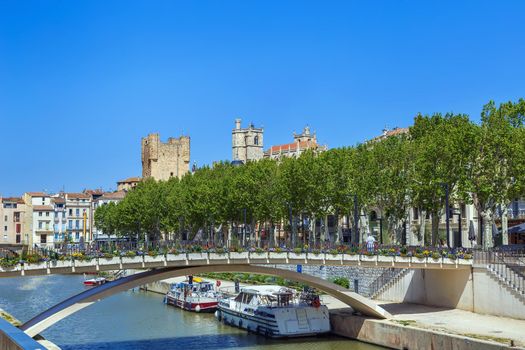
[0,251,472,277]
[20,264,392,337]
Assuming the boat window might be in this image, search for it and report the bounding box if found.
[234,292,245,302]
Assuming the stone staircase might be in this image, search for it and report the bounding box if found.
[368,267,411,299]
[487,262,525,304]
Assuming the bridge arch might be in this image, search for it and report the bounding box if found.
[20,264,391,337]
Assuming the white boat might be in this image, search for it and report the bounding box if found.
[165,277,219,312]
[215,285,331,338]
[83,275,106,286]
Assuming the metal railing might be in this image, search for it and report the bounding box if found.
[367,268,409,298]
[475,249,525,300]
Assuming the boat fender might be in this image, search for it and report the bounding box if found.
[195,305,201,313]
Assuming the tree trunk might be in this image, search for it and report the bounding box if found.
[502,205,509,245]
[431,211,439,246]
[336,215,343,245]
[481,210,494,249]
[419,210,427,246]
[360,209,370,243]
[324,215,329,247]
[310,215,316,248]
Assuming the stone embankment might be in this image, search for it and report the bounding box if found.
[142,274,525,350]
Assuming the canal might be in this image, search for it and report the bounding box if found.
[0,275,384,349]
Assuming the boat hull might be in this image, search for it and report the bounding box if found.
[216,305,331,338]
[83,278,106,286]
[165,294,218,312]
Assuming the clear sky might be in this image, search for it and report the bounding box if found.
[1,0,524,196]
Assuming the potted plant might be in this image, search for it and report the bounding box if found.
[209,247,229,260]
[249,247,268,261]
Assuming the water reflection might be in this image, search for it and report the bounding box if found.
[0,275,383,350]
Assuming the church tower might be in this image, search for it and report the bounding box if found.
[232,119,264,163]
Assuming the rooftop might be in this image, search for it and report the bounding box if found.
[32,205,54,211]
[1,197,24,204]
[117,177,141,184]
[66,193,91,199]
[25,192,48,197]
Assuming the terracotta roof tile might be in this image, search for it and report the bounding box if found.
[118,177,141,183]
[1,197,24,204]
[66,193,91,199]
[26,192,48,197]
[53,197,66,204]
[32,205,54,211]
[99,191,126,200]
[265,140,320,155]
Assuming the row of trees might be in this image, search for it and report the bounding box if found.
[95,99,525,248]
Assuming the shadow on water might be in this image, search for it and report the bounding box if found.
[59,333,350,350]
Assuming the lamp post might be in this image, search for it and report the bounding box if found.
[286,201,295,248]
[242,208,247,248]
[442,183,451,248]
[353,194,359,245]
[450,207,462,248]
[378,216,383,245]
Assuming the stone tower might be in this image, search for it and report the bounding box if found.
[141,133,190,180]
[232,119,264,163]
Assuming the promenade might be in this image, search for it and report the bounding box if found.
[144,275,525,349]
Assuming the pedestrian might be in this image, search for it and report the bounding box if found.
[366,233,376,253]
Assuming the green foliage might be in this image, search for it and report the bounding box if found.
[331,277,350,289]
[92,98,525,247]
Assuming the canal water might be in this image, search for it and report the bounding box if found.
[0,275,384,349]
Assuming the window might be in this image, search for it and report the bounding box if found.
[69,209,73,216]
[38,221,43,229]
[40,234,47,244]
[3,234,6,241]
[254,136,259,145]
[3,215,6,222]
[75,232,80,240]
[46,211,50,217]
[3,226,6,232]
[16,224,20,233]
[413,208,419,220]
[461,204,466,217]
[16,235,21,244]
[68,220,73,229]
[76,209,80,217]
[76,220,79,228]
[39,212,42,217]
[170,172,174,177]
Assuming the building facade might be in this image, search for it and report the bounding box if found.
[93,190,127,241]
[232,119,264,163]
[116,177,141,191]
[142,133,190,181]
[264,126,327,160]
[1,197,29,245]
[65,193,92,243]
[23,192,54,248]
[52,196,67,244]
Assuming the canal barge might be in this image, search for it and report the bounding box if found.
[165,278,219,312]
[215,285,330,338]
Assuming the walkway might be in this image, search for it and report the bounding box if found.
[325,297,525,348]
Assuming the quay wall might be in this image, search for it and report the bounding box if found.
[374,267,525,320]
[264,264,387,296]
[330,309,519,350]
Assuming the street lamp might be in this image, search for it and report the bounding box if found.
[450,207,463,248]
[442,183,451,248]
[353,194,359,245]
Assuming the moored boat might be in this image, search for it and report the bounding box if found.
[215,285,330,338]
[83,276,107,286]
[165,277,219,312]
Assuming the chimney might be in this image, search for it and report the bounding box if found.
[235,119,242,130]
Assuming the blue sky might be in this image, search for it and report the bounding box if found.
[1,0,524,196]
